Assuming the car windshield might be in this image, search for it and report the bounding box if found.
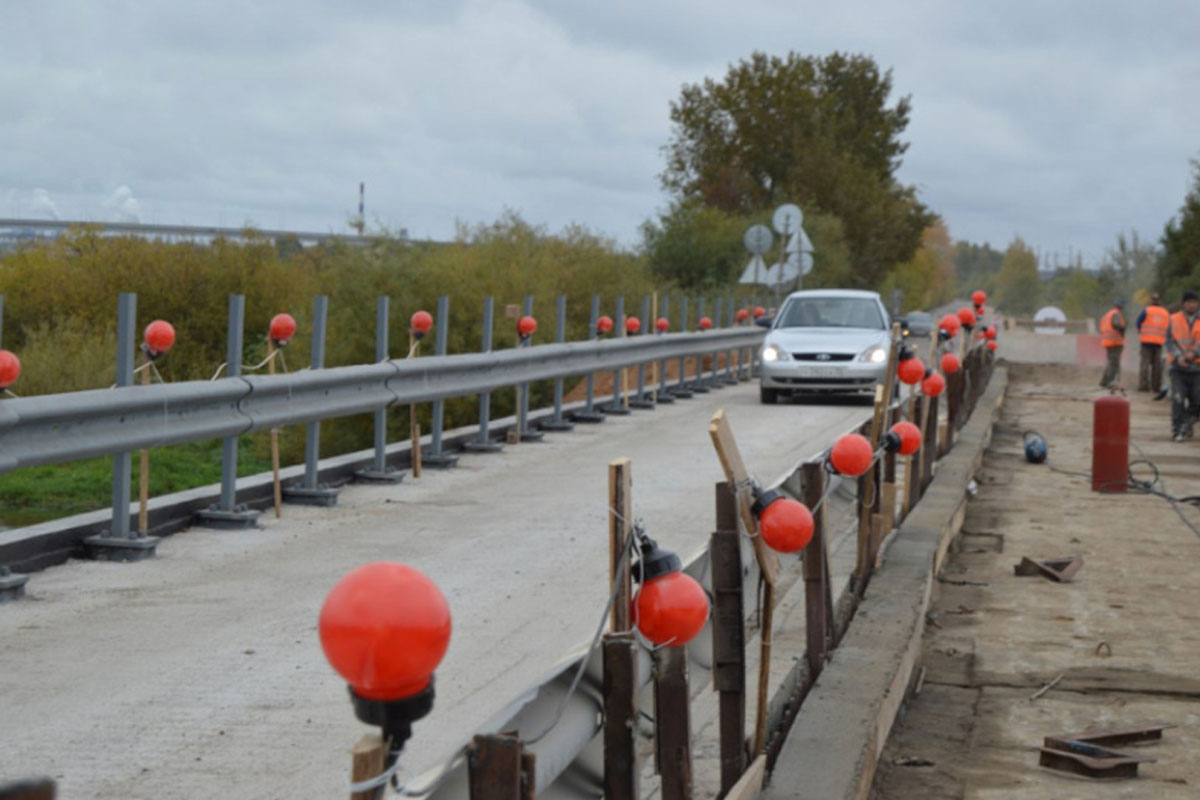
[776,297,885,330]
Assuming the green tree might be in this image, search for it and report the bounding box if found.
[1157,161,1200,300]
[660,51,935,289]
[880,221,955,312]
[995,237,1042,316]
[641,202,753,289]
[951,241,1004,297]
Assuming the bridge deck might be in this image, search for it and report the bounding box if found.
[0,383,871,799]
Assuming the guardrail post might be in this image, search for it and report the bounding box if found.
[422,295,460,466]
[464,296,506,452]
[656,294,675,403]
[354,296,407,481]
[196,294,262,528]
[602,295,631,415]
[629,295,655,409]
[688,297,709,393]
[723,294,738,385]
[705,298,724,390]
[668,296,694,399]
[570,294,606,423]
[283,294,341,506]
[516,294,544,441]
[711,481,747,796]
[85,292,159,561]
[541,294,575,431]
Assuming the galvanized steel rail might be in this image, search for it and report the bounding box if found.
[0,327,764,476]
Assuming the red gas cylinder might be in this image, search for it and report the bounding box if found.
[1092,395,1129,493]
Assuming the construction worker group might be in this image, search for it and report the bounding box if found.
[1100,290,1200,441]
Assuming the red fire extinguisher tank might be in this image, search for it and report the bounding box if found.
[1092,395,1129,492]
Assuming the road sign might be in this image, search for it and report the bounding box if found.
[772,204,803,235]
[738,254,768,284]
[743,224,773,255]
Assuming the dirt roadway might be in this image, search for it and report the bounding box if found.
[872,363,1200,798]
[0,383,871,800]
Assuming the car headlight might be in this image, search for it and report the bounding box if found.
[762,344,788,363]
[858,345,887,364]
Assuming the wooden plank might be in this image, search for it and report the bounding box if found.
[654,645,693,800]
[856,325,901,584]
[802,462,831,675]
[520,752,536,800]
[723,754,767,800]
[350,733,386,800]
[708,409,780,586]
[711,482,747,796]
[752,580,775,758]
[468,733,523,800]
[923,394,939,493]
[609,458,633,632]
[603,633,639,800]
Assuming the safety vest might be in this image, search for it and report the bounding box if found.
[1167,312,1200,364]
[1140,305,1169,345]
[1100,309,1124,348]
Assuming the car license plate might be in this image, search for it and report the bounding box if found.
[801,367,842,378]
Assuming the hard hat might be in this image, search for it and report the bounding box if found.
[1113,298,1125,308]
[1023,431,1047,464]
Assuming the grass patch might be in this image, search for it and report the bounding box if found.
[0,437,274,527]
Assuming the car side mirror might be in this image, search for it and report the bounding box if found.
[754,317,773,328]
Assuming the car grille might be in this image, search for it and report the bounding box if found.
[791,352,855,361]
[774,377,876,386]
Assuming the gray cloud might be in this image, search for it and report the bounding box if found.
[1,0,1197,262]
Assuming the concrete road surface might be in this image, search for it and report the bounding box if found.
[0,384,870,799]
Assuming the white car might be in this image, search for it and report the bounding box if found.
[758,289,891,403]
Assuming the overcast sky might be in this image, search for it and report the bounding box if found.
[2,1,1197,266]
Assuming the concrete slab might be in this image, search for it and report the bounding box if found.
[0,384,872,800]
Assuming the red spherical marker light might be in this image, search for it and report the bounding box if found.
[985,326,997,340]
[754,306,766,318]
[631,536,709,647]
[655,317,670,333]
[941,352,961,374]
[938,313,961,338]
[987,340,998,352]
[736,308,749,322]
[143,320,176,356]
[319,562,452,701]
[889,421,923,456]
[596,315,614,335]
[957,307,976,328]
[972,290,987,307]
[517,315,538,338]
[830,433,874,477]
[410,310,433,339]
[698,316,713,330]
[269,313,297,345]
[922,370,946,397]
[625,316,641,335]
[898,356,926,385]
[752,490,814,553]
[0,350,20,389]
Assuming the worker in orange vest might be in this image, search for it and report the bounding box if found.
[1099,298,1126,389]
[1136,294,1169,396]
[1166,290,1200,441]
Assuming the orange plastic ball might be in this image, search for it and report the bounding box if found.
[698,316,713,330]
[0,349,20,389]
[318,562,452,701]
[831,433,874,476]
[596,315,614,334]
[410,310,433,336]
[270,313,297,344]
[625,316,641,334]
[939,314,961,337]
[898,357,926,385]
[143,320,176,355]
[753,306,766,318]
[957,307,976,328]
[971,290,987,306]
[941,353,961,374]
[736,308,749,322]
[517,315,538,337]
[759,497,814,553]
[633,571,709,647]
[987,340,998,352]
[655,317,670,333]
[890,421,923,455]
[922,370,946,397]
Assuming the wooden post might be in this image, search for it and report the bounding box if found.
[349,733,386,800]
[138,362,152,533]
[654,645,692,800]
[856,324,901,587]
[0,778,56,800]
[409,331,422,477]
[922,393,939,495]
[609,458,633,633]
[603,633,639,800]
[468,733,523,800]
[801,462,832,675]
[268,339,282,518]
[711,482,746,797]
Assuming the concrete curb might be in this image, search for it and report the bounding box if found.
[762,367,1008,800]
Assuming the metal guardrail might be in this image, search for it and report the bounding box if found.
[0,327,765,476]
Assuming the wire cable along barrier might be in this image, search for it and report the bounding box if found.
[0,328,763,476]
